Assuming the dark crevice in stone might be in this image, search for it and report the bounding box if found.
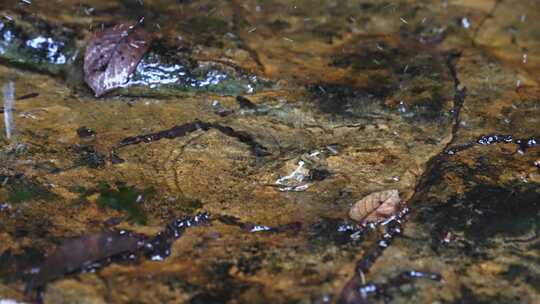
[445,51,466,142]
[409,51,466,202]
[236,95,257,109]
[228,0,266,74]
[472,0,504,47]
[337,51,465,304]
[111,120,270,163]
[446,134,539,155]
[16,92,40,100]
[338,208,410,304]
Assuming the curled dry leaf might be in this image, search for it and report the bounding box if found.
[349,189,404,223]
[84,23,151,97]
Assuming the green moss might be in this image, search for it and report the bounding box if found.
[96,183,152,225]
[3,176,57,203]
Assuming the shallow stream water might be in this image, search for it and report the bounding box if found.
[0,1,539,303]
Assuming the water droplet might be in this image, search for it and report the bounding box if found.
[461,17,471,29]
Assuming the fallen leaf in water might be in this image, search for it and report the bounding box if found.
[24,213,209,296]
[26,231,143,293]
[84,23,151,97]
[349,189,403,223]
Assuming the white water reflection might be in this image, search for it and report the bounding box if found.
[3,80,14,139]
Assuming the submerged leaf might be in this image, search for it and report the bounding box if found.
[349,189,404,223]
[84,23,151,97]
[26,231,142,292]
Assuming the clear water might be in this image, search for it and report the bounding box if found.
[0,1,538,303]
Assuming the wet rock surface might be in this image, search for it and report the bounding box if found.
[0,0,539,303]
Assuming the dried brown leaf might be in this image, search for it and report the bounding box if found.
[349,189,403,223]
[84,23,151,97]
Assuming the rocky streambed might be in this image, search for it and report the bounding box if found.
[0,0,538,303]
